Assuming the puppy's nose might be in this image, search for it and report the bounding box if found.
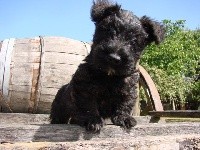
[108,53,121,65]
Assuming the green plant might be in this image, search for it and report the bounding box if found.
[140,20,200,110]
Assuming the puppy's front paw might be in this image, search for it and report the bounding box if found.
[111,115,137,129]
[86,117,104,133]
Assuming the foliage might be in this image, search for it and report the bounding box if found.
[140,20,200,109]
[163,19,185,36]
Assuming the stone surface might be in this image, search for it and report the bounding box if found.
[0,113,160,125]
[0,135,200,150]
[0,123,200,143]
[0,113,200,150]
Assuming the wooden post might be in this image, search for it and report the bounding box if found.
[131,62,140,116]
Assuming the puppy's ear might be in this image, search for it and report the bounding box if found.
[140,16,165,44]
[91,0,121,23]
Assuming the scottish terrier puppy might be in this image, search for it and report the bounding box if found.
[50,0,165,132]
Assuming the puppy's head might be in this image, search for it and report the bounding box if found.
[86,0,165,76]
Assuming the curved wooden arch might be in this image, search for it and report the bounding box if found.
[139,65,163,111]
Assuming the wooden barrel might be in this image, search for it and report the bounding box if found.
[0,36,90,113]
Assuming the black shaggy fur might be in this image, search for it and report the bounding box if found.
[50,0,165,132]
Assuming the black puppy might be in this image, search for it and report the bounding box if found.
[50,0,165,132]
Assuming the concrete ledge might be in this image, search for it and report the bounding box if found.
[0,113,200,149]
[0,123,200,143]
[1,135,200,150]
[0,113,161,125]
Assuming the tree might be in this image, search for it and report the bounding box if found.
[140,20,200,110]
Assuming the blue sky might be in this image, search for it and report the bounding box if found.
[0,0,200,42]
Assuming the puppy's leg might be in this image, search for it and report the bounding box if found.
[50,84,72,124]
[50,99,69,124]
[111,85,138,129]
[111,113,137,129]
[85,115,104,132]
[72,98,104,132]
[70,112,104,133]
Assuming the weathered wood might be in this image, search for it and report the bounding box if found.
[0,123,200,143]
[10,66,37,86]
[34,37,89,113]
[36,102,52,113]
[7,38,41,113]
[41,63,77,88]
[131,62,140,116]
[13,39,41,54]
[40,87,58,95]
[9,92,31,112]
[12,51,41,63]
[0,113,156,125]
[14,37,40,45]
[0,113,49,124]
[44,52,85,64]
[149,110,200,118]
[34,36,44,113]
[1,113,200,149]
[9,85,32,93]
[2,39,15,100]
[0,39,9,97]
[0,37,90,113]
[0,135,200,150]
